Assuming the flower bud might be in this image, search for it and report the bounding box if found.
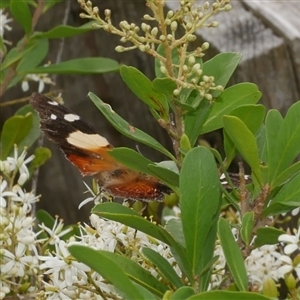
[204,94,213,101]
[151,27,158,36]
[173,89,180,96]
[201,42,209,50]
[204,1,210,10]
[167,10,174,19]
[104,9,111,17]
[171,21,178,31]
[160,66,167,75]
[18,173,28,186]
[188,56,196,65]
[115,45,125,52]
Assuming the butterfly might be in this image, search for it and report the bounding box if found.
[30,92,173,202]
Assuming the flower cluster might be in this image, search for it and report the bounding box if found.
[0,148,182,299]
[78,0,228,98]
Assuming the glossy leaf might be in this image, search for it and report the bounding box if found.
[180,147,221,276]
[203,52,242,96]
[142,248,183,289]
[272,161,300,188]
[171,287,195,299]
[254,227,285,248]
[263,171,300,216]
[188,291,271,300]
[120,66,169,119]
[0,113,32,159]
[165,219,185,247]
[69,246,145,299]
[223,105,265,166]
[218,218,248,291]
[34,22,95,39]
[267,102,300,187]
[201,83,261,134]
[184,98,213,147]
[10,0,32,35]
[223,115,262,184]
[240,212,254,246]
[99,251,167,296]
[23,57,119,74]
[89,92,175,160]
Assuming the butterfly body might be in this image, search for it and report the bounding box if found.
[30,93,172,202]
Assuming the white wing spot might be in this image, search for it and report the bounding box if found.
[48,100,59,106]
[50,114,57,120]
[67,131,109,149]
[64,114,80,122]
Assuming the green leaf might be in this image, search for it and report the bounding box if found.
[108,147,154,175]
[69,246,145,299]
[256,124,267,163]
[180,147,221,275]
[201,83,261,134]
[1,44,35,70]
[142,248,183,289]
[263,171,300,216]
[89,92,175,160]
[10,0,32,35]
[0,0,10,8]
[120,66,169,119]
[147,164,179,189]
[0,113,33,159]
[33,22,95,39]
[224,104,265,167]
[203,52,242,96]
[92,202,193,282]
[254,227,285,248]
[29,147,52,171]
[152,77,176,102]
[14,105,41,151]
[35,209,55,229]
[188,290,272,300]
[99,251,167,296]
[240,212,254,246]
[171,287,195,299]
[272,161,300,188]
[165,219,185,247]
[184,98,213,147]
[16,39,49,72]
[218,218,248,291]
[223,115,262,184]
[268,102,300,187]
[22,57,119,74]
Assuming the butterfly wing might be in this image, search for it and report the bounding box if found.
[30,92,121,176]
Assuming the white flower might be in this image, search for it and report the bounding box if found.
[245,244,283,290]
[0,9,12,38]
[6,147,35,178]
[39,240,90,287]
[0,179,16,208]
[42,275,76,300]
[21,73,54,93]
[39,216,72,245]
[278,225,300,255]
[11,185,39,213]
[1,243,37,277]
[78,181,102,209]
